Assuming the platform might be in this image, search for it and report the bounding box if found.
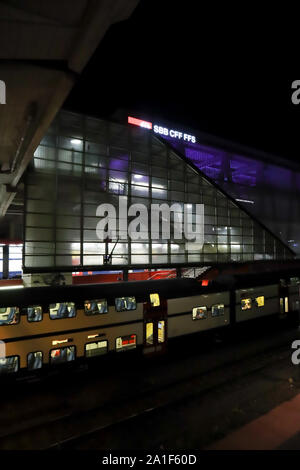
[208,390,300,450]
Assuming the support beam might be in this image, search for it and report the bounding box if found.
[3,245,9,280]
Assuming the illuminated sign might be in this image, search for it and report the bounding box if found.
[128,116,152,129]
[128,116,196,143]
[153,125,196,143]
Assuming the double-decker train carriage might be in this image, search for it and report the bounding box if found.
[0,273,299,377]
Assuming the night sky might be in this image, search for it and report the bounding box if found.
[64,1,298,164]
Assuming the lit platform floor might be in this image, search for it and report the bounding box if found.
[208,388,300,450]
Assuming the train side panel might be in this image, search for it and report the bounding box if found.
[235,284,278,323]
[167,292,230,338]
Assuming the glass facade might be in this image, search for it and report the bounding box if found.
[0,245,3,278]
[23,111,293,271]
[0,244,22,278]
[165,136,300,254]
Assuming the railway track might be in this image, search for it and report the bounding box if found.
[0,325,299,450]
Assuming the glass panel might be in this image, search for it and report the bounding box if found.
[192,306,207,320]
[158,320,165,343]
[285,297,289,313]
[50,346,75,364]
[146,322,153,345]
[85,341,108,358]
[49,302,76,319]
[241,298,251,310]
[280,297,284,314]
[27,306,43,322]
[116,334,137,351]
[25,110,293,272]
[212,304,225,317]
[115,297,136,312]
[84,299,108,315]
[0,307,20,325]
[255,296,264,307]
[0,356,19,375]
[150,293,160,307]
[27,352,43,370]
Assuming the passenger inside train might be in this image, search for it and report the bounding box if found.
[84,299,108,315]
[0,307,20,325]
[27,351,43,370]
[0,356,19,374]
[192,307,207,320]
[115,297,136,312]
[49,303,76,319]
[27,306,42,322]
[50,346,75,364]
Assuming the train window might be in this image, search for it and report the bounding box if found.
[0,307,20,325]
[280,298,284,314]
[212,304,225,317]
[146,322,153,344]
[285,297,289,313]
[27,306,43,322]
[85,341,108,358]
[192,306,207,320]
[0,356,19,375]
[27,351,43,370]
[241,298,252,310]
[49,302,76,319]
[280,297,289,314]
[158,321,165,343]
[84,299,108,315]
[116,334,137,351]
[255,296,264,308]
[115,297,136,312]
[150,293,160,307]
[50,346,76,365]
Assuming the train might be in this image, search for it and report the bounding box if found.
[0,271,299,377]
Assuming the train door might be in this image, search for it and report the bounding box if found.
[279,281,289,319]
[143,293,167,356]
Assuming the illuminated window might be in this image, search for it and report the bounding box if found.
[84,299,108,315]
[212,304,225,317]
[146,322,153,344]
[0,356,19,374]
[241,298,252,310]
[150,293,160,307]
[85,341,108,358]
[0,307,20,325]
[280,297,289,314]
[255,296,264,308]
[158,320,165,343]
[49,302,76,319]
[192,306,207,320]
[50,346,75,364]
[280,298,284,314]
[116,334,137,351]
[27,306,43,322]
[115,297,136,312]
[285,297,289,313]
[27,351,43,370]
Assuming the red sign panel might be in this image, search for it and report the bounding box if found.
[128,116,153,130]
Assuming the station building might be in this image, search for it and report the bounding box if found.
[21,110,294,277]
